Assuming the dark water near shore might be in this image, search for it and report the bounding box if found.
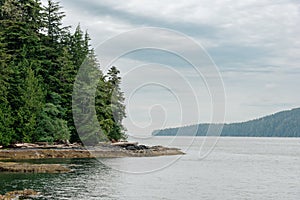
[1,137,300,199]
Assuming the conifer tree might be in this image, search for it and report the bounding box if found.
[17,66,44,142]
[42,0,69,44]
[0,40,14,146]
[106,66,127,141]
[69,25,89,69]
[73,50,104,145]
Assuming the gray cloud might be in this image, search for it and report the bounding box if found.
[43,0,300,134]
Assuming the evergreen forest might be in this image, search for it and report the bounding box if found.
[0,0,126,146]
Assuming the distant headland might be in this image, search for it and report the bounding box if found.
[153,107,300,137]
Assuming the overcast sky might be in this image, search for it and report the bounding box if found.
[42,0,300,136]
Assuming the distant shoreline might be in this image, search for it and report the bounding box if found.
[152,108,300,137]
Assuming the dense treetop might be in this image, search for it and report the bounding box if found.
[0,0,126,146]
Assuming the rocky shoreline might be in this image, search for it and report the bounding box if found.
[0,161,70,173]
[0,189,39,200]
[0,142,184,160]
[0,143,184,199]
[0,142,184,174]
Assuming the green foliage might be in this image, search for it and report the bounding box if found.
[0,0,127,146]
[72,52,101,145]
[0,33,14,146]
[0,78,14,146]
[36,103,70,143]
[0,105,14,146]
[17,67,45,142]
[106,66,126,140]
[42,0,69,43]
[95,65,127,142]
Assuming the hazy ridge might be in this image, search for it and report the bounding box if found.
[153,108,300,137]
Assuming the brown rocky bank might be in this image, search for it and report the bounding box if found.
[0,143,184,199]
[0,161,70,173]
[0,142,184,174]
[0,189,39,200]
[0,142,184,160]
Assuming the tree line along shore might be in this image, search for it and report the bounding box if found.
[0,0,126,147]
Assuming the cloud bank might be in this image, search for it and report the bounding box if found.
[43,0,300,135]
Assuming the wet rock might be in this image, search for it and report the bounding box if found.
[0,149,92,160]
[0,162,71,173]
[7,142,83,150]
[111,142,139,147]
[139,145,149,150]
[125,145,138,151]
[0,142,184,159]
[0,189,39,200]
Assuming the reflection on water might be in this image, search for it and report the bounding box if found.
[1,137,300,200]
[0,159,118,200]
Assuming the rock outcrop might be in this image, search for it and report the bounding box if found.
[0,189,38,200]
[0,162,70,173]
[0,142,184,160]
[0,149,92,160]
[95,143,185,157]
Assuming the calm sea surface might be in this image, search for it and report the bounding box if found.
[1,137,300,199]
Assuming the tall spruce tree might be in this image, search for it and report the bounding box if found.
[73,50,104,145]
[0,0,45,143]
[41,0,70,89]
[70,25,89,69]
[54,47,77,141]
[17,66,44,142]
[67,27,91,142]
[106,66,126,141]
[0,39,14,146]
[42,0,69,43]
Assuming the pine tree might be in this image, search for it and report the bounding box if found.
[17,66,45,142]
[73,51,104,145]
[67,26,92,142]
[54,47,77,140]
[95,75,113,138]
[40,0,70,89]
[69,25,89,69]
[0,0,44,107]
[0,39,14,146]
[106,66,126,141]
[42,0,69,43]
[0,0,43,57]
[36,101,70,143]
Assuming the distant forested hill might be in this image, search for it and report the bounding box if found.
[152,108,300,137]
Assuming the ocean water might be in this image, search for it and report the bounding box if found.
[0,137,300,200]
